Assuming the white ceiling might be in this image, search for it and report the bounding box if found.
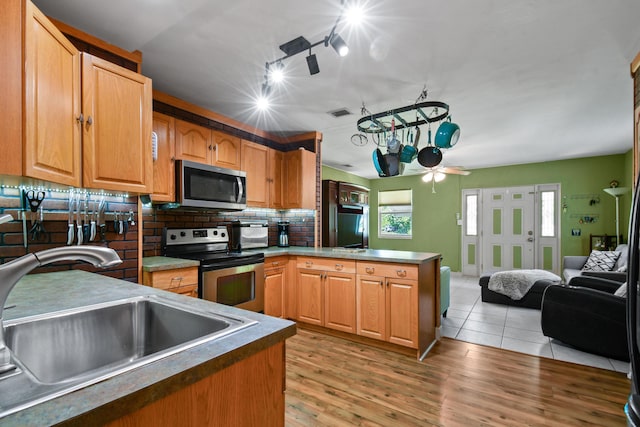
[33,0,640,179]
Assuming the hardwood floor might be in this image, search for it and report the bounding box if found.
[285,329,630,426]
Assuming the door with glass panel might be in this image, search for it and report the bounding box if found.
[462,185,560,276]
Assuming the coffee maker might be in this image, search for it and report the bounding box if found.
[277,221,289,247]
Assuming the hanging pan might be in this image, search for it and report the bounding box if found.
[400,127,420,163]
[372,148,388,177]
[417,126,443,168]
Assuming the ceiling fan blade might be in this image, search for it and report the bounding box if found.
[439,167,471,176]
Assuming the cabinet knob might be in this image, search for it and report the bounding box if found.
[396,270,407,278]
[209,145,213,151]
[76,114,84,124]
[365,267,374,274]
[86,116,93,125]
[335,263,343,271]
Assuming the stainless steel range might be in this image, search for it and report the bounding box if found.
[162,227,265,312]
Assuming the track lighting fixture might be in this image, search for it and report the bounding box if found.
[256,0,361,109]
[329,33,349,57]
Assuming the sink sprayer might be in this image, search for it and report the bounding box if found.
[0,242,122,375]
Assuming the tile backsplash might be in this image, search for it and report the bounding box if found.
[142,207,316,256]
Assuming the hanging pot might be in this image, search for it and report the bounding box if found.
[417,146,443,168]
[435,116,460,149]
[372,148,388,177]
[417,126,443,167]
[399,127,421,163]
[385,153,400,176]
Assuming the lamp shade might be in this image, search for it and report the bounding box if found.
[603,187,630,197]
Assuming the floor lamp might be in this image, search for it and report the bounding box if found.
[603,187,630,244]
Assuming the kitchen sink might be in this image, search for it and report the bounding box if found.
[4,295,256,385]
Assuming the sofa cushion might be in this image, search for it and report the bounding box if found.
[582,250,621,272]
[614,244,628,271]
[614,282,628,298]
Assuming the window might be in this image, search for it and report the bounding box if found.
[465,194,478,236]
[378,189,412,238]
[540,190,556,237]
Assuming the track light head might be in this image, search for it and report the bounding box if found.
[270,61,285,83]
[329,33,349,57]
[306,53,320,75]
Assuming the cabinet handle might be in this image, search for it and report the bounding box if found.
[76,114,84,124]
[396,270,407,278]
[365,267,374,274]
[272,261,280,266]
[86,116,93,125]
[335,263,343,271]
[379,280,383,287]
[305,261,313,267]
[169,277,183,288]
[386,279,389,287]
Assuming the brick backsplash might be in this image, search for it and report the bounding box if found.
[0,187,139,282]
[142,207,317,257]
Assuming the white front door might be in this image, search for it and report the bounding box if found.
[482,186,536,271]
[462,184,560,276]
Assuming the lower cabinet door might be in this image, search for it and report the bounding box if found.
[356,275,386,341]
[265,267,285,318]
[324,272,356,333]
[297,269,324,325]
[386,278,418,348]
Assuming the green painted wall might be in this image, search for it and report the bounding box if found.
[364,152,632,272]
[322,165,371,188]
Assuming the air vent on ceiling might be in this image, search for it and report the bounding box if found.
[328,108,352,118]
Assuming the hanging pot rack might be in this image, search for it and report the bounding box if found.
[356,101,450,134]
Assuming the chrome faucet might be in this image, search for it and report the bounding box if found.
[0,246,122,375]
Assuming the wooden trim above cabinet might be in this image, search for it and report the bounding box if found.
[48,16,142,72]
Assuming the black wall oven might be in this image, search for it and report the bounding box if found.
[162,227,264,312]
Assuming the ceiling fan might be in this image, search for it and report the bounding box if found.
[420,166,471,193]
[421,166,470,183]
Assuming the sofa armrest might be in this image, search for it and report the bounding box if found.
[567,276,623,293]
[563,255,588,270]
[581,270,626,283]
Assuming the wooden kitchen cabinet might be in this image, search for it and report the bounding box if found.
[2,2,153,193]
[264,256,288,318]
[81,53,152,193]
[174,119,212,164]
[283,148,316,209]
[356,261,419,348]
[151,112,176,202]
[296,257,356,333]
[211,130,241,169]
[1,0,82,186]
[241,140,284,208]
[142,267,199,298]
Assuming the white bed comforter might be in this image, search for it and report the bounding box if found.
[487,269,561,300]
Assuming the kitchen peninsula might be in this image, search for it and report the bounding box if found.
[263,247,442,360]
[1,270,295,426]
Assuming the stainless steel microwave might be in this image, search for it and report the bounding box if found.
[176,160,247,210]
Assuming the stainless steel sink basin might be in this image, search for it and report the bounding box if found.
[0,295,257,416]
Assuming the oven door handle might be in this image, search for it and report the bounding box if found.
[236,176,244,203]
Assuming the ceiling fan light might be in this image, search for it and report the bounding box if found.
[434,172,446,182]
[422,172,434,183]
[330,33,349,57]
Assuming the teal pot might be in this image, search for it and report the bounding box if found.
[435,119,460,149]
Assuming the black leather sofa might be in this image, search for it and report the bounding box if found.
[478,272,554,309]
[540,276,628,361]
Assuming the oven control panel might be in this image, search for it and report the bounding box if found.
[164,227,228,245]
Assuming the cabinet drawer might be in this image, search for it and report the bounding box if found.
[265,256,289,270]
[357,262,418,281]
[296,257,356,273]
[144,267,199,291]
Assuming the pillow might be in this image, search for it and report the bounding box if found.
[614,282,628,298]
[581,250,621,272]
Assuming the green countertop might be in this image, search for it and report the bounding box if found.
[142,256,200,272]
[259,246,440,264]
[1,270,295,426]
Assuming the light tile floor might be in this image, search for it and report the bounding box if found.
[442,273,630,373]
